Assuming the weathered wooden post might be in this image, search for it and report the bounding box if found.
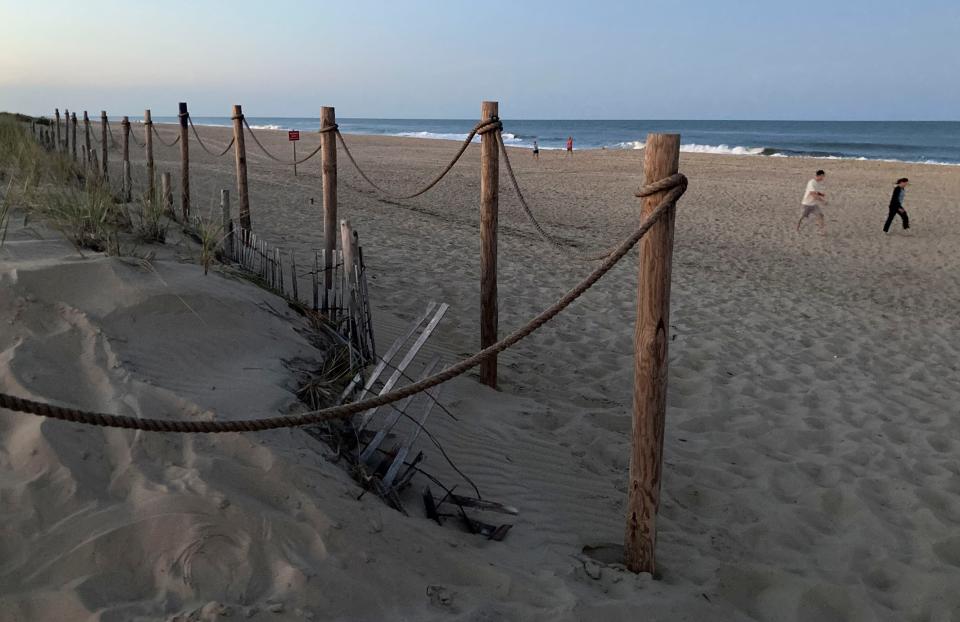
[70,112,78,161]
[100,111,109,182]
[221,189,233,258]
[55,109,61,152]
[178,102,190,221]
[624,133,681,575]
[144,109,155,199]
[64,109,70,155]
[90,150,100,182]
[83,111,91,171]
[231,105,251,231]
[320,106,338,309]
[121,116,131,201]
[479,100,499,389]
[341,218,357,307]
[161,172,173,215]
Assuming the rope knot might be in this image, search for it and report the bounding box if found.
[635,173,688,199]
[318,123,339,134]
[476,117,502,135]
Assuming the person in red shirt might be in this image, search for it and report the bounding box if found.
[566,136,573,156]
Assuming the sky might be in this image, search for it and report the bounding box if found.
[2,0,959,120]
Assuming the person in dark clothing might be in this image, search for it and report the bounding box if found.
[883,178,910,232]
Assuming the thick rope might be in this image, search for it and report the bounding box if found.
[104,120,121,148]
[0,175,685,432]
[151,125,181,147]
[336,118,501,200]
[241,117,322,165]
[498,131,626,261]
[128,127,145,148]
[188,115,235,157]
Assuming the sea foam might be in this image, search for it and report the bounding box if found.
[617,141,765,156]
[393,131,522,144]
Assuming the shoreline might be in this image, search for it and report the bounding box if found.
[140,120,960,167]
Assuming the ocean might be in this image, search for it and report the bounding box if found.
[155,117,960,166]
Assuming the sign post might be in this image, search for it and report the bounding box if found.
[288,130,300,176]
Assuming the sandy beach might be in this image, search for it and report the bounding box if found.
[2,121,960,621]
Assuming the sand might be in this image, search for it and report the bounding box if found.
[1,121,959,621]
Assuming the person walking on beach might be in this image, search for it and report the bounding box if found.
[797,169,828,234]
[883,178,910,232]
[532,139,539,160]
[566,136,573,156]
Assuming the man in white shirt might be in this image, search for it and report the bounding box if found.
[797,169,827,234]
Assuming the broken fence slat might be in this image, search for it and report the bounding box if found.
[381,367,444,489]
[359,356,441,465]
[358,302,449,431]
[339,301,438,404]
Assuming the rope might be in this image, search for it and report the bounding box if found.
[151,125,181,147]
[129,126,145,148]
[0,174,686,433]
[498,131,627,261]
[188,115,235,157]
[105,119,121,148]
[336,118,502,200]
[241,116,322,165]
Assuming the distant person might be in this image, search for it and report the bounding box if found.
[797,169,828,234]
[566,136,573,156]
[883,178,910,233]
[532,139,539,160]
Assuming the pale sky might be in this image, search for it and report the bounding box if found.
[2,0,958,120]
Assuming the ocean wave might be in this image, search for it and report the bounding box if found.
[616,141,766,156]
[249,124,286,130]
[392,131,523,144]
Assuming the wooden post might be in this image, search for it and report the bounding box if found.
[231,105,251,230]
[121,116,131,201]
[55,109,61,152]
[221,189,232,257]
[179,102,190,221]
[83,111,91,171]
[144,109,155,199]
[340,219,356,312]
[340,219,356,284]
[161,172,173,216]
[64,109,70,155]
[320,106,337,299]
[90,150,99,182]
[70,113,78,161]
[100,111,109,182]
[479,100,499,389]
[624,133,681,575]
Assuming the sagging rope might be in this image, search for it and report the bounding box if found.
[188,115,235,157]
[105,119,121,148]
[151,125,181,147]
[241,116,323,165]
[336,118,502,200]
[498,131,624,262]
[0,174,686,433]
[129,127,145,148]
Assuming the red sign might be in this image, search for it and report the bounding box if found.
[288,130,300,141]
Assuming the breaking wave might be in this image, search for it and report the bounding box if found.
[393,131,522,144]
[617,141,766,155]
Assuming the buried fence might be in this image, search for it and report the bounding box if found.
[19,101,687,574]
